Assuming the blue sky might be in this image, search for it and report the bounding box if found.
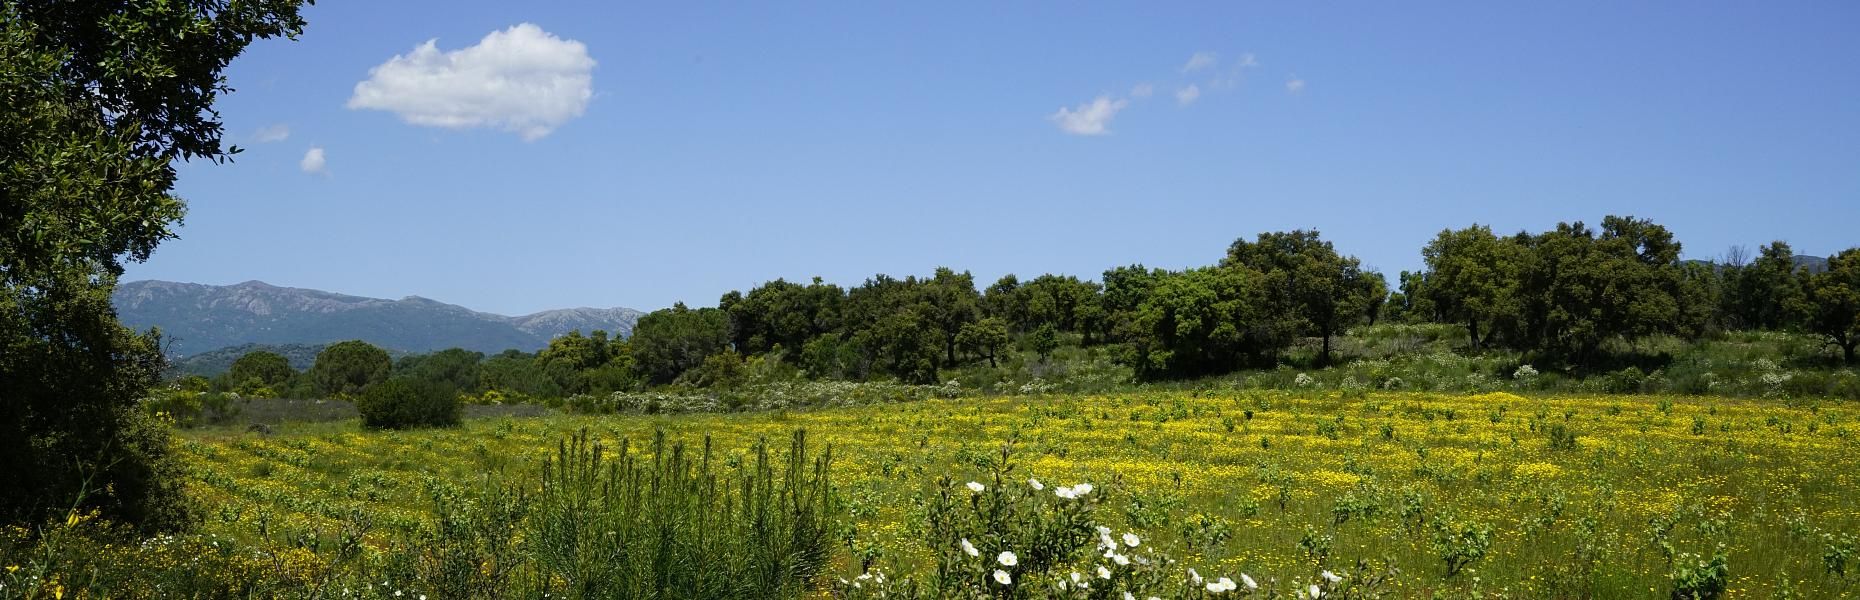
[130,2,1860,315]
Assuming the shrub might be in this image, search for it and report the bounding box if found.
[355,379,461,429]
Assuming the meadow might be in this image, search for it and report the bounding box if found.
[52,390,1843,598]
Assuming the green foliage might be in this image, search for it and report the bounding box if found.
[630,303,731,384]
[225,350,296,390]
[309,340,392,398]
[1722,242,1809,331]
[530,429,835,599]
[1669,547,1729,600]
[1421,225,1521,348]
[958,317,1012,368]
[0,0,306,532]
[1224,229,1380,365]
[1121,266,1293,379]
[1802,248,1860,364]
[355,378,462,429]
[394,347,485,392]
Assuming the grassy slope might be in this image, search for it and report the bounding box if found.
[180,391,1860,597]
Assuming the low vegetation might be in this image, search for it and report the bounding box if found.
[10,390,1859,598]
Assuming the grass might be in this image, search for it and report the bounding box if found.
[112,389,1860,598]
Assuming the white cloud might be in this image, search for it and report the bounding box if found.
[348,23,595,141]
[1175,84,1201,106]
[1238,53,1259,68]
[1048,95,1129,136]
[1181,51,1217,73]
[1130,83,1154,98]
[1286,77,1306,94]
[300,146,327,174]
[254,124,290,143]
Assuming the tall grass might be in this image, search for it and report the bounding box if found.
[0,429,838,599]
[527,429,835,599]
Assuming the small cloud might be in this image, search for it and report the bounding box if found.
[1130,83,1154,98]
[1181,51,1217,73]
[1049,95,1130,136]
[300,147,327,174]
[1209,53,1258,90]
[1286,77,1306,94]
[348,23,596,141]
[254,124,290,143]
[1175,84,1201,106]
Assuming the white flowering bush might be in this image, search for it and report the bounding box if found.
[830,439,1394,599]
[1293,373,1316,388]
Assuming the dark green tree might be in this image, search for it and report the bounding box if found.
[832,274,945,383]
[393,348,484,393]
[923,267,981,365]
[1512,216,1691,364]
[1724,241,1807,330]
[309,340,391,398]
[1121,266,1292,379]
[1802,249,1860,364]
[720,277,843,355]
[1029,323,1060,363]
[1100,264,1164,342]
[982,274,1029,327]
[225,350,295,389]
[1223,230,1375,365]
[1421,225,1523,348]
[0,0,308,531]
[956,317,1011,368]
[630,303,731,384]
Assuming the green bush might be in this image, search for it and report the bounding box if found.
[355,379,461,429]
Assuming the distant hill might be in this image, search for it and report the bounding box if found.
[115,280,644,358]
[168,343,329,377]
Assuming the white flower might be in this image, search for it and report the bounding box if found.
[1056,487,1078,500]
[1123,532,1141,547]
[1309,583,1323,598]
[1097,565,1112,579]
[967,481,985,493]
[1124,593,1136,600]
[961,538,979,557]
[1074,482,1094,495]
[993,569,1012,585]
[1217,577,1237,591]
[1029,478,1044,490]
[1241,573,1258,589]
[1207,582,1226,593]
[1189,568,1204,584]
[997,551,1018,567]
[1112,553,1130,566]
[1071,572,1083,584]
[1322,570,1342,583]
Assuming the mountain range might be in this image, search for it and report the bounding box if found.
[114,280,644,358]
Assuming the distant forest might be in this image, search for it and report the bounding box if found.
[189,216,1860,403]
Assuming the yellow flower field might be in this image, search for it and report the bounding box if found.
[176,391,1860,597]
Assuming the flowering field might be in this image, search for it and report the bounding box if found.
[169,391,1860,597]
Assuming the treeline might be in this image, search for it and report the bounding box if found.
[1393,219,1859,364]
[188,216,1858,406]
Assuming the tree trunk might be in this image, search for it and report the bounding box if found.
[1845,339,1856,365]
[946,337,957,366]
[1320,330,1333,367]
[1468,320,1481,350]
[987,351,997,369]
